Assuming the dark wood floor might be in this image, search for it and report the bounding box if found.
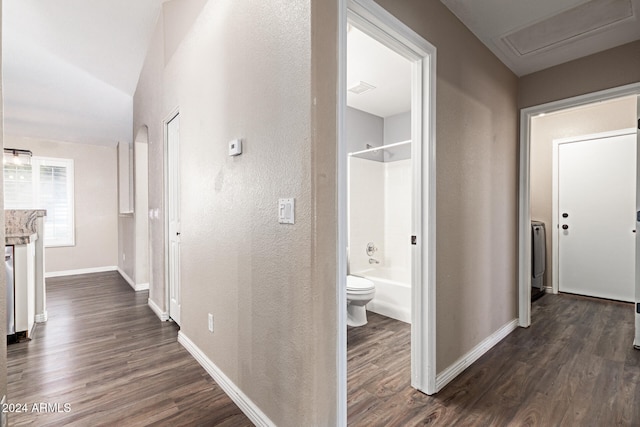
[9,273,640,426]
[7,271,251,427]
[348,294,640,426]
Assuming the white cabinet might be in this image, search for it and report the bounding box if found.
[14,241,36,337]
[6,209,47,338]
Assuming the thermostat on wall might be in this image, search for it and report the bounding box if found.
[229,139,242,156]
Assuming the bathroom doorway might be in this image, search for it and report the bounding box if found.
[346,24,413,324]
[338,1,437,421]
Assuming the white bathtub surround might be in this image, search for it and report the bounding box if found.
[348,157,385,273]
[353,267,411,323]
[348,155,412,323]
[384,159,412,275]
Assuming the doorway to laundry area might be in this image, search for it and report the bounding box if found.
[518,85,640,338]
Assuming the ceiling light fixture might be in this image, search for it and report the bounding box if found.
[348,81,376,95]
[3,148,33,166]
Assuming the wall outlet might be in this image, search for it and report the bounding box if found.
[122,253,126,261]
[208,313,214,333]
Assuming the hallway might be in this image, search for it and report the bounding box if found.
[7,272,251,427]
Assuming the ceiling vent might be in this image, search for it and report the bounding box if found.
[348,81,376,95]
[502,0,634,56]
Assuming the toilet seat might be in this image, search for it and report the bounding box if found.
[347,275,374,293]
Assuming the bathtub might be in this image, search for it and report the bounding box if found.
[351,267,411,324]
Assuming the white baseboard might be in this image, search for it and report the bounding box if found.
[45,266,117,278]
[45,267,148,292]
[135,282,150,291]
[436,318,518,392]
[117,267,135,288]
[35,311,48,323]
[148,298,169,321]
[116,268,148,292]
[178,332,276,427]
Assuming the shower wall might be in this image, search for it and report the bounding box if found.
[346,107,383,161]
[348,158,411,280]
[384,111,411,161]
[384,159,411,283]
[349,156,385,273]
[347,107,412,284]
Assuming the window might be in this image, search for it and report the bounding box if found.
[4,156,75,247]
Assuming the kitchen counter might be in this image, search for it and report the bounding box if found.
[5,209,46,245]
[6,233,38,246]
[5,209,47,338]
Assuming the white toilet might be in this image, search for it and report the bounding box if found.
[346,275,376,327]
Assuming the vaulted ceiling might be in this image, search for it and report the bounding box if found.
[3,0,166,146]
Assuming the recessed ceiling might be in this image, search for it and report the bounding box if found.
[3,0,167,146]
[347,26,412,118]
[441,0,640,76]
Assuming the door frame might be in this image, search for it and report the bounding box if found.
[164,107,181,324]
[518,82,640,327]
[134,125,150,290]
[552,128,637,296]
[635,95,640,348]
[337,0,437,423]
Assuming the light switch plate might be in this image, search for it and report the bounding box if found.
[278,198,295,224]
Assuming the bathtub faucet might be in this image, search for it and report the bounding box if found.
[368,258,380,264]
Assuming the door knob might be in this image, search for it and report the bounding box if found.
[562,224,569,230]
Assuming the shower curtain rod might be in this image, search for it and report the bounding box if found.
[348,140,411,156]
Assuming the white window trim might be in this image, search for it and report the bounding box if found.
[34,156,75,247]
[4,155,75,247]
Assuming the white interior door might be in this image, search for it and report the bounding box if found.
[167,113,181,325]
[558,131,636,302]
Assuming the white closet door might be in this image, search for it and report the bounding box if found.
[558,132,636,302]
[167,113,181,325]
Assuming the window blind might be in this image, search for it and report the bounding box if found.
[4,156,75,247]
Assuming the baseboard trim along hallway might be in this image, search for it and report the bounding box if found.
[178,331,276,427]
[116,267,149,291]
[147,298,169,321]
[44,266,118,278]
[436,318,519,391]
